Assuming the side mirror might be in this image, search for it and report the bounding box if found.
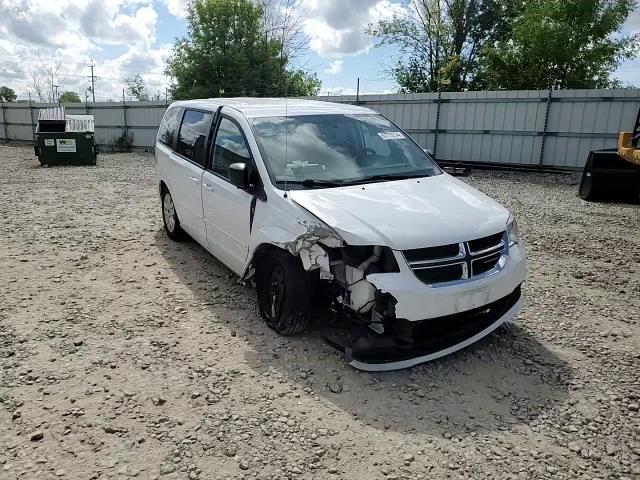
[423,148,434,156]
[228,162,249,189]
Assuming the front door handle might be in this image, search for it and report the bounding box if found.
[202,183,214,191]
[189,175,200,183]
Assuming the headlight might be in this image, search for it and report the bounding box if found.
[507,214,519,246]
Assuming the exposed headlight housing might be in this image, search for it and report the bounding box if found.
[507,214,519,246]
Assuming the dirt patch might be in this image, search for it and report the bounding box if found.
[1,145,639,479]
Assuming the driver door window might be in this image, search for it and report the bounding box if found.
[212,118,252,179]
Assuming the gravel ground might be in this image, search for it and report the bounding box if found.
[1,144,639,480]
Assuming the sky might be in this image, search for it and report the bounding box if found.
[0,0,639,101]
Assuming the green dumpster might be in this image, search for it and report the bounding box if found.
[34,107,98,166]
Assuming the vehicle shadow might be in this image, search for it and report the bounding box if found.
[154,229,573,437]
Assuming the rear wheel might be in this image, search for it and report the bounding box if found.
[256,249,314,335]
[162,190,185,240]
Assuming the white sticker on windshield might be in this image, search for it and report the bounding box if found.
[377,131,405,140]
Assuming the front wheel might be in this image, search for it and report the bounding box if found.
[162,190,185,240]
[256,249,315,335]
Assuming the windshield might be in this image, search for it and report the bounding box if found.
[250,114,441,189]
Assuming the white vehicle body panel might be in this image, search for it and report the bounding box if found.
[155,97,528,371]
[156,142,207,246]
[288,174,509,250]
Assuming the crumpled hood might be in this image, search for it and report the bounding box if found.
[288,174,510,250]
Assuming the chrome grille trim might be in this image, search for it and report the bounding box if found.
[403,232,507,286]
[470,240,505,257]
[407,243,466,268]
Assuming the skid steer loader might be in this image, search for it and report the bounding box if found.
[579,107,640,202]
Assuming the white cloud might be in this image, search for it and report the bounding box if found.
[100,43,173,100]
[301,0,403,57]
[79,1,158,45]
[161,0,191,18]
[319,86,394,96]
[324,60,343,74]
[0,0,169,100]
[624,7,640,33]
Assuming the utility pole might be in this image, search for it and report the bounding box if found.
[88,61,96,103]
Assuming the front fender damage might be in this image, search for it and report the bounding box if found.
[280,222,342,280]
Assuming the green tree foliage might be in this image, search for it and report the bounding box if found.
[125,74,150,101]
[370,0,523,92]
[0,85,17,102]
[483,0,639,90]
[59,91,81,103]
[166,0,320,99]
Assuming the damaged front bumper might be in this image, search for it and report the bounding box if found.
[338,243,527,371]
[344,285,522,371]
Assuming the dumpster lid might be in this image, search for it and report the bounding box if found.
[38,106,65,122]
[65,115,95,132]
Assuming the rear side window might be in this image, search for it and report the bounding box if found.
[176,110,214,166]
[158,107,182,147]
[212,118,252,179]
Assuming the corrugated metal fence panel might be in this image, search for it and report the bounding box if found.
[544,89,640,168]
[2,91,640,167]
[2,105,34,141]
[436,90,543,165]
[312,89,640,169]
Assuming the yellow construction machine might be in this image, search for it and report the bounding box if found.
[579,107,640,202]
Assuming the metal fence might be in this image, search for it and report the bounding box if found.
[0,100,168,152]
[314,89,640,170]
[2,89,639,169]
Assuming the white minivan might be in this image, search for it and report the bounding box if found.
[155,98,527,371]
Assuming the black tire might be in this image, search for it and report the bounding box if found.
[256,249,314,335]
[161,189,185,240]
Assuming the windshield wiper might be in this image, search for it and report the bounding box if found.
[275,178,344,188]
[341,173,429,185]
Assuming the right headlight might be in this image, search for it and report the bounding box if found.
[507,214,519,247]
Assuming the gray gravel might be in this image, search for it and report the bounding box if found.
[1,144,639,480]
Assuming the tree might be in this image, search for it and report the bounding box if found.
[59,91,81,103]
[29,54,66,102]
[0,86,16,102]
[369,0,523,92]
[125,74,150,101]
[166,0,320,99]
[259,0,309,66]
[482,0,639,90]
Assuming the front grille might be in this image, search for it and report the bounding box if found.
[404,231,506,285]
[414,263,463,284]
